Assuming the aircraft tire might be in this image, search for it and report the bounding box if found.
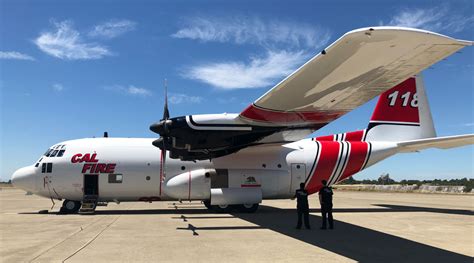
[203,200,212,209]
[209,204,232,213]
[235,203,259,213]
[60,200,81,214]
[203,200,233,213]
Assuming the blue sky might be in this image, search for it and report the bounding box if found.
[0,0,473,181]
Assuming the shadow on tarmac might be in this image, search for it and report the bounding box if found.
[233,205,471,263]
[19,204,472,262]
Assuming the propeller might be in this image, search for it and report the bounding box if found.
[150,79,172,190]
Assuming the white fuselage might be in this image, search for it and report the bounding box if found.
[12,137,397,204]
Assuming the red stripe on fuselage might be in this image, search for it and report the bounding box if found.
[344,130,364,141]
[240,104,345,124]
[315,130,365,142]
[306,141,340,194]
[315,135,334,141]
[188,171,191,201]
[338,142,368,182]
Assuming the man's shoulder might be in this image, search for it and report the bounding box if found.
[321,186,333,193]
[296,189,308,195]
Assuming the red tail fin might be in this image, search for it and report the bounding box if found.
[366,75,436,142]
[370,77,419,125]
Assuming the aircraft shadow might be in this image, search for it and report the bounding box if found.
[18,204,472,262]
[305,204,473,216]
[232,205,471,263]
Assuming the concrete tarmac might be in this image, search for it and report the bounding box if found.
[0,188,472,262]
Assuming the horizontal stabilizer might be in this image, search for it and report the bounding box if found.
[397,134,474,152]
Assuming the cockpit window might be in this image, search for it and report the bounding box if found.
[50,150,59,157]
[44,149,53,156]
[44,145,67,157]
[35,157,43,167]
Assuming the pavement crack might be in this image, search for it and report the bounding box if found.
[28,216,104,263]
[62,215,121,262]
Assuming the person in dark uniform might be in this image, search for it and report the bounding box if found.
[319,180,334,229]
[294,182,310,229]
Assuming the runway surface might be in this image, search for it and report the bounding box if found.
[1,188,472,262]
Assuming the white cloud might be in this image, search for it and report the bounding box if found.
[104,85,152,96]
[35,20,111,60]
[216,97,237,104]
[0,51,35,61]
[183,50,308,89]
[127,85,151,96]
[383,6,473,33]
[89,19,137,39]
[52,83,64,91]
[169,93,203,104]
[172,16,330,49]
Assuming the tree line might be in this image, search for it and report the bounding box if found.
[342,175,473,192]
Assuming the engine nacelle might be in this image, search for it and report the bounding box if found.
[163,169,213,200]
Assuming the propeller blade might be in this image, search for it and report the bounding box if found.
[163,79,170,120]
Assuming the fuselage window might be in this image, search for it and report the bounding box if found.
[41,163,46,173]
[57,150,66,157]
[108,174,123,183]
[46,163,52,173]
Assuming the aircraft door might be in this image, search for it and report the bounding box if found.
[84,174,99,196]
[290,164,306,193]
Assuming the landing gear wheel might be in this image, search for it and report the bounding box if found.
[203,200,212,210]
[203,200,233,213]
[212,204,232,213]
[236,204,259,213]
[60,200,81,214]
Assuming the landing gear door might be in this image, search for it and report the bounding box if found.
[290,164,306,194]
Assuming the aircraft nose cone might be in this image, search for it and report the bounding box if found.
[11,166,36,192]
[149,122,163,134]
[150,119,172,135]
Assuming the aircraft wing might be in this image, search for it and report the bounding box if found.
[151,27,472,161]
[239,27,471,129]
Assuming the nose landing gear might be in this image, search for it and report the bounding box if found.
[59,199,81,214]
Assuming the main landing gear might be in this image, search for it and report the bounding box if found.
[59,199,81,214]
[203,200,259,213]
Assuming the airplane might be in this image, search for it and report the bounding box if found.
[11,27,474,214]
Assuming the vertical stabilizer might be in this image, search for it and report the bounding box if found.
[365,75,436,142]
